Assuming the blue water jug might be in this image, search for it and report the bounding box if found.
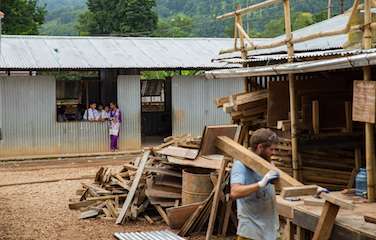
[355,168,367,197]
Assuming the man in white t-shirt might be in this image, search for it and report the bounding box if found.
[83,102,99,121]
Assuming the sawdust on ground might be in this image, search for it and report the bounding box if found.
[0,161,212,240]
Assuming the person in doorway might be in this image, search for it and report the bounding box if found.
[230,128,280,240]
[98,104,109,121]
[83,102,99,121]
[109,102,122,151]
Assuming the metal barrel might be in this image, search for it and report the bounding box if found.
[182,168,214,205]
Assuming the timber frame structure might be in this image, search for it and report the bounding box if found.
[214,0,376,203]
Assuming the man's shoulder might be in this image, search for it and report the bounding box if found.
[232,160,257,175]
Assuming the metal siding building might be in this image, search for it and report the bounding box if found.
[172,76,244,136]
[0,36,244,157]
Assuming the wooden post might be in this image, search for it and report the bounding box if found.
[363,0,376,202]
[235,4,249,92]
[312,201,340,240]
[283,0,300,180]
[327,0,332,19]
[312,100,320,134]
[345,101,353,132]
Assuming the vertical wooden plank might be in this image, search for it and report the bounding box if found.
[345,101,352,132]
[116,151,150,224]
[205,159,227,240]
[312,100,320,134]
[221,194,232,236]
[312,201,340,240]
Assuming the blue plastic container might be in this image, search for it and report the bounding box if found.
[355,168,367,197]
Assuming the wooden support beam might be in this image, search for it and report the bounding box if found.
[217,0,281,20]
[116,151,150,224]
[345,101,353,132]
[312,100,320,134]
[363,0,376,202]
[216,136,303,189]
[205,159,227,240]
[312,201,340,240]
[281,185,318,199]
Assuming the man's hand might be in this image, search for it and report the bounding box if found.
[258,170,280,188]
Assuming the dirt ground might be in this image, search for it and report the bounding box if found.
[0,157,211,240]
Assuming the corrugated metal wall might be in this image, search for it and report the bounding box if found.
[0,76,109,157]
[171,75,244,136]
[117,75,141,150]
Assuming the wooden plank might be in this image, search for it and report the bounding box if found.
[68,194,128,209]
[353,80,376,123]
[221,195,233,236]
[148,196,176,207]
[205,159,227,240]
[320,193,354,210]
[146,178,181,199]
[154,204,170,225]
[312,100,320,134]
[216,136,303,189]
[116,151,150,224]
[157,146,198,160]
[364,214,376,224]
[303,197,325,206]
[80,209,99,219]
[167,155,222,170]
[153,175,181,189]
[281,185,318,198]
[312,201,340,240]
[145,167,182,178]
[199,125,239,156]
[166,202,202,229]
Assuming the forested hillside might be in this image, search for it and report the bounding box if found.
[38,0,353,37]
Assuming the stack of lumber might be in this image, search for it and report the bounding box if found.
[270,138,293,176]
[301,148,355,190]
[216,90,268,130]
[69,127,238,237]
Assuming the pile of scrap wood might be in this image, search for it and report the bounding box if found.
[69,126,239,238]
[216,90,268,130]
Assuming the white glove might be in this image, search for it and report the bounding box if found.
[258,170,280,188]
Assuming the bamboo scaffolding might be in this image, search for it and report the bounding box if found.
[283,0,300,180]
[219,0,361,55]
[217,0,281,20]
[363,0,376,202]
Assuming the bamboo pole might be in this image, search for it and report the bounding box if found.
[327,0,332,19]
[236,22,255,48]
[363,0,376,202]
[217,0,281,20]
[219,0,361,55]
[283,0,299,180]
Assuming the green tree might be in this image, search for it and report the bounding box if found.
[2,0,46,35]
[153,13,193,37]
[77,0,158,36]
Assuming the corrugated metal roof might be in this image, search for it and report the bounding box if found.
[0,35,250,69]
[113,230,185,240]
[216,11,350,60]
[218,49,376,63]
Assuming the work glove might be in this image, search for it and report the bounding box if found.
[316,186,329,197]
[258,170,280,188]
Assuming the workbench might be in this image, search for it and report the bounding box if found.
[277,192,376,240]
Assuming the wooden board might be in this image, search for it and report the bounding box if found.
[146,178,182,199]
[216,136,303,189]
[267,80,290,127]
[167,155,223,170]
[312,201,340,240]
[206,159,227,240]
[148,196,176,207]
[166,202,202,229]
[199,125,239,156]
[116,151,150,224]
[320,193,355,210]
[353,80,376,123]
[157,146,198,160]
[281,185,318,199]
[365,214,376,224]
